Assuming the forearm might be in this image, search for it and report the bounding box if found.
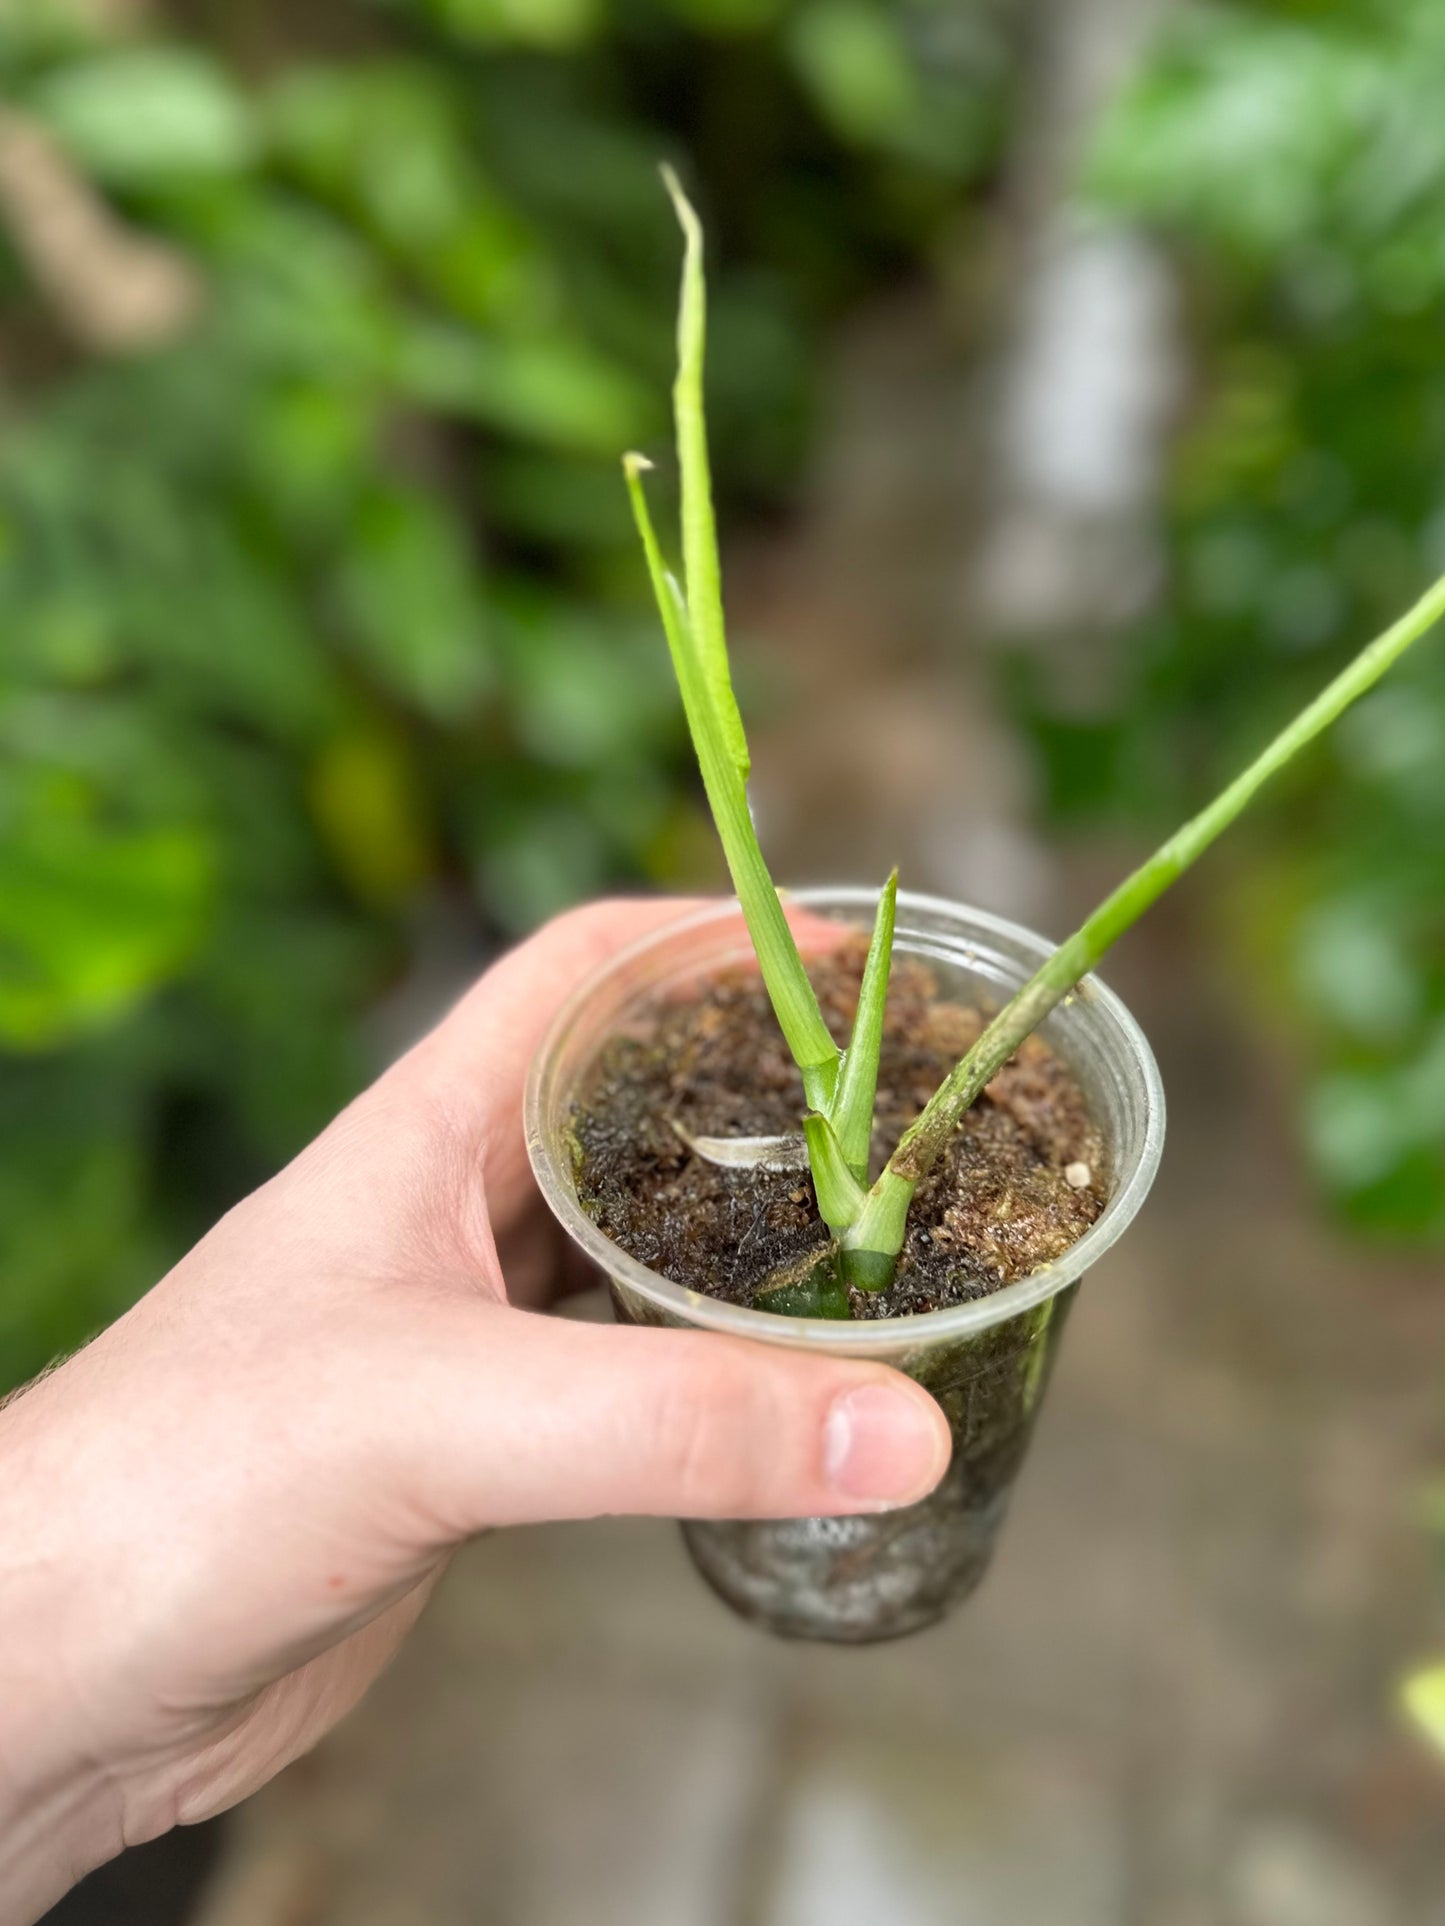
[0,1389,129,1926]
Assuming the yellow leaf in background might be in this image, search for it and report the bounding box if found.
[1402,1664,1445,1756]
[308,730,434,910]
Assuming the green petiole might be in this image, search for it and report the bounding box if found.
[841,564,1445,1273]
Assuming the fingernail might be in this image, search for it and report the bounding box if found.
[823,1383,947,1508]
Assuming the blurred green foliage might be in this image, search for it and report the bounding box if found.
[0,0,1015,1384]
[1033,0,1445,1240]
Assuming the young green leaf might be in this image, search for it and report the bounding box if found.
[802,1111,866,1234]
[659,164,750,788]
[623,458,838,1110]
[829,869,896,1181]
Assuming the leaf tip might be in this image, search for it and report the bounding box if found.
[659,161,703,247]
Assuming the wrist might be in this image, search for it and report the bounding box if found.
[0,1390,135,1922]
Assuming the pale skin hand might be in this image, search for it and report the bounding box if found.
[0,899,951,1923]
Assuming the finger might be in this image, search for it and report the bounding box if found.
[389,1305,952,1529]
[398,898,717,1253]
[405,896,716,1120]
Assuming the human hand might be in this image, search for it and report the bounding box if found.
[0,899,950,1922]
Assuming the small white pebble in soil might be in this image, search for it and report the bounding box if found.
[1064,1161,1092,1190]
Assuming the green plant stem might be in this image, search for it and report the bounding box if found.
[624,456,841,1111]
[844,567,1445,1272]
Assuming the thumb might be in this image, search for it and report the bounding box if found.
[408,896,716,1119]
[394,1304,952,1531]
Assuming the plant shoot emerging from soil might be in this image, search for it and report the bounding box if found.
[624,169,1445,1312]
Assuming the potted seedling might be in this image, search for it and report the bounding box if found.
[526,173,1445,1643]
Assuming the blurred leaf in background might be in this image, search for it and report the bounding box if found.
[0,0,1017,1386]
[1021,0,1445,1241]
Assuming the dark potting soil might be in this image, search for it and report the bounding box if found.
[572,937,1106,1319]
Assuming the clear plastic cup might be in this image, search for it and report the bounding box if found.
[526,890,1165,1643]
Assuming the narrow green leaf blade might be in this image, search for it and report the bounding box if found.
[803,1111,866,1234]
[623,453,691,662]
[660,163,750,786]
[623,454,839,1104]
[830,868,896,1180]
